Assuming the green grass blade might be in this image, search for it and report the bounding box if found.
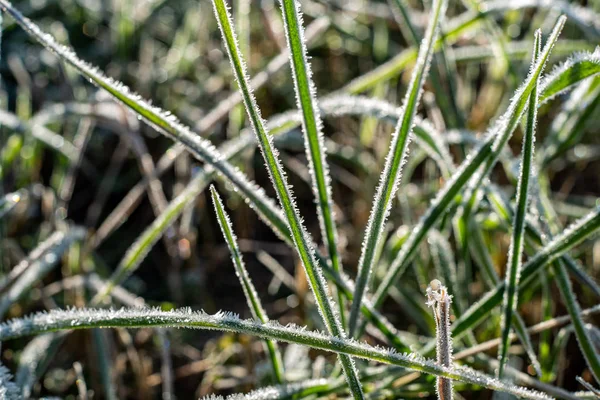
[498,31,541,378]
[210,185,285,383]
[348,0,448,338]
[278,0,346,326]
[210,0,363,396]
[553,261,600,384]
[453,206,600,338]
[370,16,566,313]
[539,48,600,104]
[0,308,552,400]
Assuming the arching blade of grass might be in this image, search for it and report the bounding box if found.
[369,16,566,315]
[348,0,448,338]
[452,206,600,338]
[210,186,285,383]
[0,308,551,400]
[538,48,600,104]
[541,77,600,166]
[210,0,363,396]
[498,31,541,378]
[278,0,346,326]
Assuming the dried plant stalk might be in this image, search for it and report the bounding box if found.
[427,280,454,400]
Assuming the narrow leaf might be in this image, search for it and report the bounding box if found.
[210,185,285,383]
[539,47,600,104]
[278,0,346,326]
[348,0,448,337]
[498,31,541,378]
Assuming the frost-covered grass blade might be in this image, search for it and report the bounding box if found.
[348,0,448,338]
[210,185,285,383]
[0,307,552,400]
[498,31,541,378]
[278,0,346,326]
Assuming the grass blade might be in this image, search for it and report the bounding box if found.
[348,0,448,337]
[553,260,600,385]
[210,0,363,396]
[539,48,600,105]
[210,185,285,383]
[0,308,552,400]
[278,0,345,326]
[498,31,541,378]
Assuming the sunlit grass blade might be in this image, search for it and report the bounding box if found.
[498,31,541,378]
[0,308,551,400]
[210,0,363,396]
[348,0,448,338]
[453,206,600,338]
[0,228,86,318]
[552,260,600,384]
[278,0,346,326]
[210,185,285,383]
[369,16,566,315]
[539,48,600,104]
